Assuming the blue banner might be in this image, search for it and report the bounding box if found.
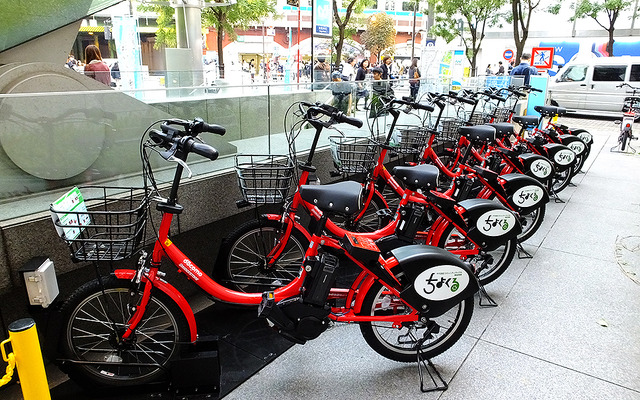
[313,0,332,37]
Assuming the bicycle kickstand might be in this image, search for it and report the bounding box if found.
[517,242,534,259]
[416,337,449,392]
[478,284,498,308]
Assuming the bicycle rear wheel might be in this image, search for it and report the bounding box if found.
[59,276,188,388]
[359,281,473,362]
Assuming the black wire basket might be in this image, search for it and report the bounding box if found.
[436,117,464,142]
[330,136,378,174]
[493,107,512,122]
[235,154,295,204]
[50,186,149,262]
[391,126,431,154]
[467,113,491,126]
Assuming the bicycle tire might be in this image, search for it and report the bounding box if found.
[517,203,546,243]
[59,276,189,388]
[359,281,473,362]
[333,190,388,233]
[551,168,574,194]
[621,129,629,151]
[215,218,309,293]
[436,224,516,286]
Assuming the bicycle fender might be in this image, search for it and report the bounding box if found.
[114,269,198,343]
[456,199,522,251]
[261,214,312,241]
[389,245,479,317]
[498,173,549,214]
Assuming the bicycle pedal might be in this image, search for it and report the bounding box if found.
[376,208,394,218]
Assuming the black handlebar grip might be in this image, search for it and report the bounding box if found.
[458,96,477,105]
[530,87,543,93]
[189,141,219,161]
[202,122,226,136]
[336,112,363,128]
[149,129,169,144]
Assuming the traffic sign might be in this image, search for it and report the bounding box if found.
[531,47,554,69]
[503,49,514,61]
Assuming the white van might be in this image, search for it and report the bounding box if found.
[548,56,640,117]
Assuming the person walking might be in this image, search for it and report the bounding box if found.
[381,55,393,80]
[408,58,421,100]
[510,53,538,85]
[497,61,505,75]
[83,45,111,86]
[341,57,356,81]
[354,59,371,111]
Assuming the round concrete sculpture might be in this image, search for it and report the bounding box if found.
[0,63,108,180]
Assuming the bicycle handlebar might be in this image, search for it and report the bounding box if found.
[302,102,363,128]
[149,122,220,161]
[397,97,435,112]
[161,117,226,136]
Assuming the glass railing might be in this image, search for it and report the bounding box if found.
[0,75,500,221]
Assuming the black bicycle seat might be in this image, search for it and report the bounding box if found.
[512,115,540,128]
[459,125,496,143]
[534,105,566,117]
[486,123,514,139]
[392,163,440,192]
[299,181,362,216]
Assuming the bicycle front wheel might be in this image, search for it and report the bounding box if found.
[359,281,473,362]
[215,218,309,293]
[59,276,188,388]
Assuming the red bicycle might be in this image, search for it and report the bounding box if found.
[52,115,480,388]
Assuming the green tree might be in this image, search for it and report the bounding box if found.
[431,0,505,76]
[332,0,374,68]
[202,0,276,76]
[572,0,633,56]
[137,4,177,49]
[361,12,396,62]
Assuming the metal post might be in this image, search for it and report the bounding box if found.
[4,319,50,400]
[631,0,639,34]
[311,0,314,86]
[411,0,419,62]
[297,4,301,83]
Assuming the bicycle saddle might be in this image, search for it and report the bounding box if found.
[512,115,540,128]
[299,181,362,216]
[486,123,514,139]
[534,105,567,117]
[459,125,496,143]
[392,163,440,192]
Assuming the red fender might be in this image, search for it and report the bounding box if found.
[114,269,198,343]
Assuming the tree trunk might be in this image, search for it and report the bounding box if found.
[217,29,225,78]
[335,27,345,69]
[607,28,615,56]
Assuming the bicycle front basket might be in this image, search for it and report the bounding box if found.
[50,186,149,262]
[390,126,431,155]
[330,136,378,174]
[235,154,295,204]
[437,117,464,143]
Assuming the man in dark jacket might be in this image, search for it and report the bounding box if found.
[510,53,538,85]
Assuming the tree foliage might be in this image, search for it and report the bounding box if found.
[572,0,632,56]
[137,4,177,49]
[332,0,374,68]
[431,0,505,76]
[361,12,396,61]
[202,0,276,75]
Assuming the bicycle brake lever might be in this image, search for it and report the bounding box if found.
[168,155,193,178]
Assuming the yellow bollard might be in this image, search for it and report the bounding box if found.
[5,318,51,400]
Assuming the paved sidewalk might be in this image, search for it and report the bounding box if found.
[223,116,640,399]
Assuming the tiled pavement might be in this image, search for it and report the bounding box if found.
[223,116,640,399]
